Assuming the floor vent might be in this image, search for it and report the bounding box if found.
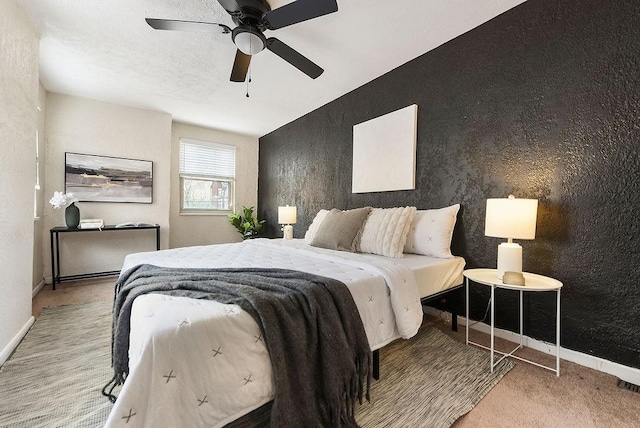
[617,379,640,394]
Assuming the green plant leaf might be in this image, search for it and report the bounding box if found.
[229,206,266,239]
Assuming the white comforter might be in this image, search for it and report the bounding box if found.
[105,239,423,428]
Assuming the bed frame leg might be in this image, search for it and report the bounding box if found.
[451,306,458,332]
[373,349,380,380]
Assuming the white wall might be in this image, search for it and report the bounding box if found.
[170,122,259,248]
[43,94,172,281]
[0,0,39,360]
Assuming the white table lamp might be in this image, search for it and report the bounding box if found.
[485,195,538,280]
[278,205,297,240]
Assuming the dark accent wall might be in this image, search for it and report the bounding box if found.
[258,0,640,369]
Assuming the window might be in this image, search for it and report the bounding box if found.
[179,138,236,214]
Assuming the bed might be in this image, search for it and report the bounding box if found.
[104,205,465,427]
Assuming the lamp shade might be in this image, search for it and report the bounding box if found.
[278,205,297,224]
[485,196,538,240]
[232,26,266,55]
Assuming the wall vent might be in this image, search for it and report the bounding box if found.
[617,379,640,394]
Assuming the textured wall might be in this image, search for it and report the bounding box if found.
[44,94,172,280]
[0,0,39,358]
[33,84,47,290]
[259,0,640,369]
[169,122,259,248]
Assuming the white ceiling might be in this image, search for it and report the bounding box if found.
[18,0,525,137]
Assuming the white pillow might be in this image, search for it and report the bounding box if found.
[304,209,330,244]
[403,204,460,258]
[358,206,417,258]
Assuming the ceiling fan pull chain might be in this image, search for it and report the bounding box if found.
[246,64,252,97]
[246,33,251,98]
[246,70,250,98]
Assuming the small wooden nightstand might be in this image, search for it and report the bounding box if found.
[463,268,563,376]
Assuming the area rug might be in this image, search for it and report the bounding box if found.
[0,301,114,428]
[355,327,513,428]
[0,301,513,428]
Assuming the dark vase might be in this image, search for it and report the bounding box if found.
[65,202,80,229]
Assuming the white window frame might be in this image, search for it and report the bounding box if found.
[179,138,236,215]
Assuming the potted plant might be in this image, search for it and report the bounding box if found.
[228,206,266,240]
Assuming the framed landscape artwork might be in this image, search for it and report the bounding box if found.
[64,152,153,203]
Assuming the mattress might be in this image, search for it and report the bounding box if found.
[393,254,465,298]
[273,239,465,299]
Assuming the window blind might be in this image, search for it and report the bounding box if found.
[179,138,236,179]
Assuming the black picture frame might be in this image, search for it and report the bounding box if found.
[64,152,153,203]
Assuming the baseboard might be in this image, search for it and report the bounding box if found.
[0,316,35,365]
[32,278,45,298]
[423,307,640,386]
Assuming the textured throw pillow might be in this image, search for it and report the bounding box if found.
[403,204,460,258]
[310,207,372,252]
[358,207,417,258]
[304,209,330,244]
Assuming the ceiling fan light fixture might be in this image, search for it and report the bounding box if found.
[146,0,338,81]
[233,26,266,55]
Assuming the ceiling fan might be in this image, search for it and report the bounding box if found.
[146,0,338,82]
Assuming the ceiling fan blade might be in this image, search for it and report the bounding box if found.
[266,38,323,79]
[215,0,242,14]
[145,18,231,34]
[230,49,252,82]
[263,0,338,30]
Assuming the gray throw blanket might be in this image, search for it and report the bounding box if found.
[102,264,372,427]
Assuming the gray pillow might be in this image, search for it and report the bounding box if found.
[310,207,372,252]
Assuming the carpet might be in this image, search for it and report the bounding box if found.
[0,301,513,428]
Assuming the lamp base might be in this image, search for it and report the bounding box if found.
[497,242,522,280]
[283,224,293,240]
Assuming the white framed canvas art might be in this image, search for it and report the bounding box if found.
[352,104,417,193]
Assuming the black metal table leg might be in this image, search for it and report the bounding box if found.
[50,229,56,290]
[373,349,380,380]
[49,224,160,287]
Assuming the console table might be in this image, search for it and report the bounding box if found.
[50,224,160,290]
